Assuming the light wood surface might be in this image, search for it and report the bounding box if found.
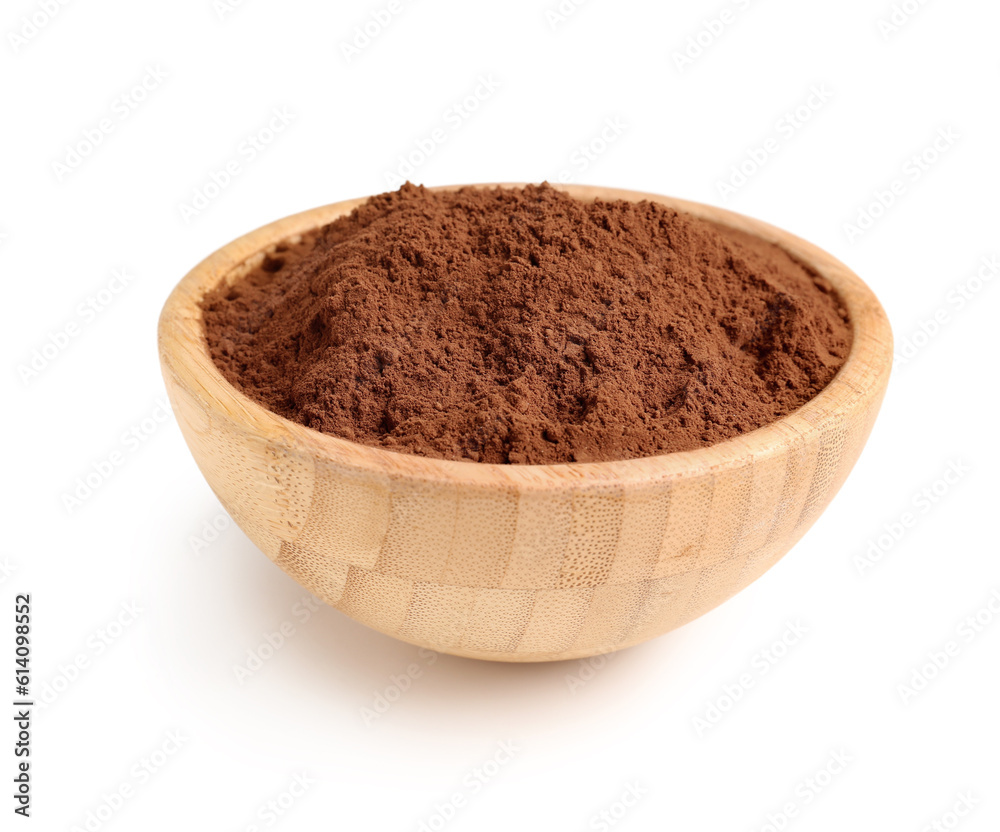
[158,185,893,662]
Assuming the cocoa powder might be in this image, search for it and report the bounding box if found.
[202,184,851,464]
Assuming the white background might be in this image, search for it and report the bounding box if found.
[3,0,999,829]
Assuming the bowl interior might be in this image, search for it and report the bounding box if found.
[159,184,892,486]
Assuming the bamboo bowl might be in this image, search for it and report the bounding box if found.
[158,184,892,662]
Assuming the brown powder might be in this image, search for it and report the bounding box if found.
[202,183,851,464]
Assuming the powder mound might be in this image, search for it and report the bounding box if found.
[202,183,851,464]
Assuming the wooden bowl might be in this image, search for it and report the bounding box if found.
[158,185,892,662]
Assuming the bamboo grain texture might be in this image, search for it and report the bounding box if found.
[158,185,893,662]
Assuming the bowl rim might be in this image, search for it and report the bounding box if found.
[158,183,893,489]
